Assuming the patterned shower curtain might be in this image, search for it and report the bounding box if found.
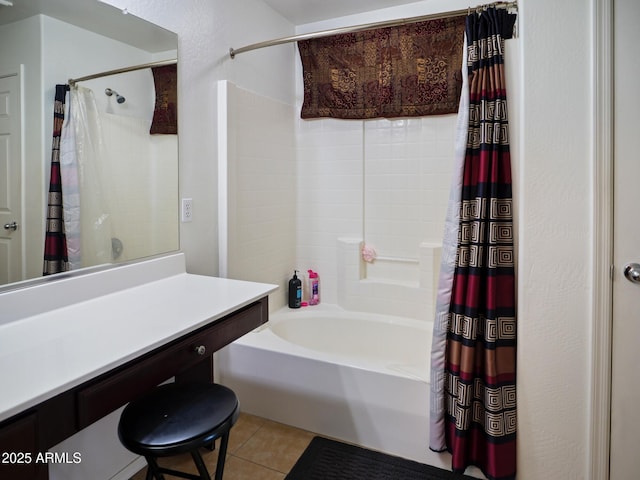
[430,7,517,480]
[43,85,70,275]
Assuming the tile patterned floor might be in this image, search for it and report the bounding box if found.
[130,413,317,479]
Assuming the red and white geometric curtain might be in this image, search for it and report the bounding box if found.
[43,85,70,275]
[430,7,518,480]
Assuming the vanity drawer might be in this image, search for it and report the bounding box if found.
[76,299,266,429]
[0,413,43,479]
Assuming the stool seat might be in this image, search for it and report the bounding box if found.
[118,383,239,480]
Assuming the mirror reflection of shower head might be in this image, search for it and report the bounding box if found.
[105,88,125,104]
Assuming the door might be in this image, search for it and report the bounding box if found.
[0,69,23,285]
[610,0,640,477]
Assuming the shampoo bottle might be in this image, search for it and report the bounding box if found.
[307,270,320,305]
[288,270,302,308]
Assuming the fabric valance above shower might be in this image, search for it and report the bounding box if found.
[298,16,466,120]
[67,59,178,135]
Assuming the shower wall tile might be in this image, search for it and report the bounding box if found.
[336,238,436,322]
[296,118,364,305]
[225,83,296,311]
[101,113,178,263]
[363,115,456,262]
[222,81,459,310]
[296,113,456,311]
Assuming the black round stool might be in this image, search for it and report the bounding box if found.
[118,383,239,480]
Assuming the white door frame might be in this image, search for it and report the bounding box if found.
[0,65,25,284]
[590,0,613,478]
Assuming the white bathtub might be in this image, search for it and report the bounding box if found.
[268,307,430,381]
[217,304,482,477]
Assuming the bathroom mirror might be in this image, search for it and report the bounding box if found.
[0,0,179,289]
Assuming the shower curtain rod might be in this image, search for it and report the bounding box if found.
[68,58,177,87]
[229,1,517,58]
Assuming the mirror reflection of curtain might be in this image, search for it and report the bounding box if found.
[43,85,70,275]
[67,86,114,269]
[44,85,115,273]
[60,87,81,269]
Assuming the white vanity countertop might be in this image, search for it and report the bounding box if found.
[0,254,277,423]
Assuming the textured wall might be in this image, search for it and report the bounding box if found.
[515,0,593,478]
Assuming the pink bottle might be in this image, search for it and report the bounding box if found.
[307,270,320,305]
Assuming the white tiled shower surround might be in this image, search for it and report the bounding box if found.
[101,113,179,262]
[221,80,455,316]
[337,238,441,321]
[219,80,297,309]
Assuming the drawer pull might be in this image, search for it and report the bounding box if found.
[194,345,206,356]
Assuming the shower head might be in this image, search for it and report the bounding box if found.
[105,88,125,104]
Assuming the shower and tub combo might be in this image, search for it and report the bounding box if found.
[217,81,481,475]
[219,304,435,460]
[218,239,484,478]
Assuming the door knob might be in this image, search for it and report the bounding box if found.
[623,263,640,284]
[3,222,17,231]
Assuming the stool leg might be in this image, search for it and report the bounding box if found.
[145,457,166,480]
[214,432,231,480]
[191,450,211,480]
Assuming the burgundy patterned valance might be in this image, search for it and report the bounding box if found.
[150,64,178,134]
[298,16,466,120]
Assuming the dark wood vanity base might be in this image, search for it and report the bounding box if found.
[0,297,268,480]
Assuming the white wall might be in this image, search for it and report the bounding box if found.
[516,0,593,477]
[102,1,597,479]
